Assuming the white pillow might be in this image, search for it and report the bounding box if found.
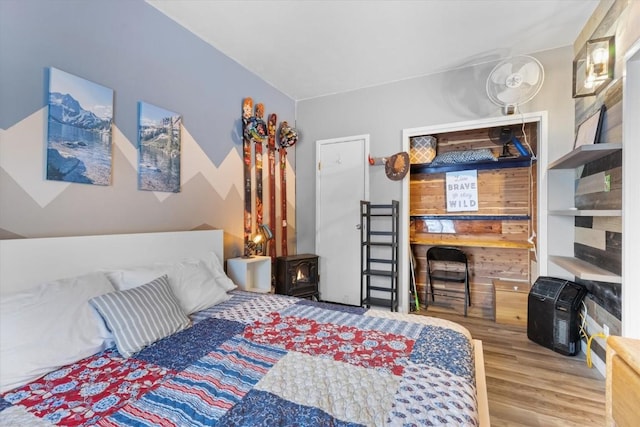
[202,251,238,291]
[90,275,191,358]
[0,272,115,394]
[163,258,231,313]
[106,265,169,291]
[106,257,231,314]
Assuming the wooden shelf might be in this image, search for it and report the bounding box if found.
[411,214,530,221]
[548,209,621,217]
[549,255,622,283]
[411,238,532,249]
[411,156,534,174]
[548,142,622,170]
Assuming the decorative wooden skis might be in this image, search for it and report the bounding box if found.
[278,146,288,256]
[241,98,253,256]
[277,121,298,257]
[253,104,267,230]
[267,113,277,260]
[242,99,267,256]
[242,100,297,259]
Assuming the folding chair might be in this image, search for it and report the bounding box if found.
[426,246,471,316]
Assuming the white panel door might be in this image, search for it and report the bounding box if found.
[316,135,369,305]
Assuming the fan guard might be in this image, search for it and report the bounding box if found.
[488,127,515,157]
[486,55,544,115]
[488,126,530,158]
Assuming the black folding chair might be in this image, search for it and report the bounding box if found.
[426,246,471,316]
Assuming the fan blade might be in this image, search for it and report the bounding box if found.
[496,88,521,104]
[499,128,513,143]
[517,61,541,85]
[491,62,513,84]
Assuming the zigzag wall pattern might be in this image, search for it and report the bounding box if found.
[0,108,296,258]
[0,0,297,258]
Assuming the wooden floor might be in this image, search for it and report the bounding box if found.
[413,306,606,427]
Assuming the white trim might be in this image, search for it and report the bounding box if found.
[401,112,548,314]
[622,37,640,339]
[580,340,607,377]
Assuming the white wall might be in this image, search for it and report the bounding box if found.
[296,46,576,267]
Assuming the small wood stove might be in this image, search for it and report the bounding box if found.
[275,254,319,300]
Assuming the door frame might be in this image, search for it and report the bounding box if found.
[401,112,548,314]
[315,134,370,302]
[622,37,640,338]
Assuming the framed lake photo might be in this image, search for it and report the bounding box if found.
[46,68,114,185]
[138,102,182,192]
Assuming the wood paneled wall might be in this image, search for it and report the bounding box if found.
[573,57,623,315]
[411,168,532,216]
[572,0,628,364]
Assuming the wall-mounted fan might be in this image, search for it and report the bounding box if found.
[486,55,544,115]
[488,126,530,158]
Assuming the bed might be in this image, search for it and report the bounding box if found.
[0,230,489,426]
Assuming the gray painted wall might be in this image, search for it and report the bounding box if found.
[0,0,296,258]
[295,47,576,254]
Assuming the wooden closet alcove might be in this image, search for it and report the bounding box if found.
[408,121,539,320]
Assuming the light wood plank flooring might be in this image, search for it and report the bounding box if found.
[413,306,606,426]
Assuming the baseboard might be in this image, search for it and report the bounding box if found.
[581,340,606,377]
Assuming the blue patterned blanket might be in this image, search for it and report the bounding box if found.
[1,291,478,426]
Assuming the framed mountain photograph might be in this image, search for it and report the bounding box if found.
[137,102,182,193]
[46,68,114,185]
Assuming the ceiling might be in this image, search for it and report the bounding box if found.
[147,0,599,101]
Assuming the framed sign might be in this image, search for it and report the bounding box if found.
[574,106,606,149]
[446,169,478,212]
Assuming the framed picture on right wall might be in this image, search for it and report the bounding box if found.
[574,105,606,149]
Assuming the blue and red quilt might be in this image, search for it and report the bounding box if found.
[0,291,478,426]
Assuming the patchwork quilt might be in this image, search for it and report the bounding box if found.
[0,291,478,426]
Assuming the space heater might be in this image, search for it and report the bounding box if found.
[527,276,587,356]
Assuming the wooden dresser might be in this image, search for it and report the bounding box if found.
[606,336,640,426]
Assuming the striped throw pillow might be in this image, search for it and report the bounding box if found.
[89,275,191,358]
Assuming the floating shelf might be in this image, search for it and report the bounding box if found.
[549,255,622,283]
[411,214,530,221]
[548,209,622,217]
[411,238,532,249]
[411,156,535,174]
[548,143,622,170]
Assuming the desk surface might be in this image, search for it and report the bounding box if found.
[411,238,532,249]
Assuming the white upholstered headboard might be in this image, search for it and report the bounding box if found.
[0,230,224,295]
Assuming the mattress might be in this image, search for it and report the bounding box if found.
[0,291,478,426]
